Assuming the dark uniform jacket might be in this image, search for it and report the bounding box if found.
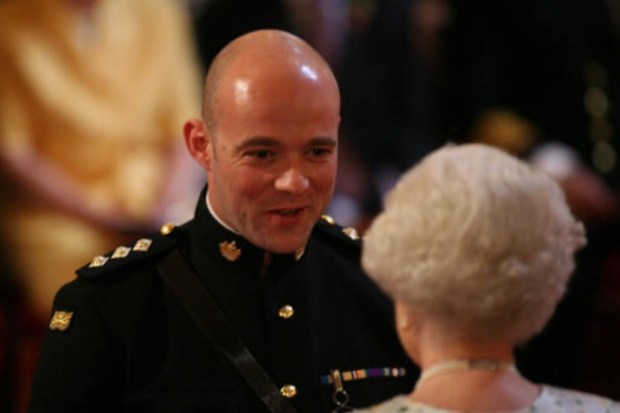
[29,187,416,412]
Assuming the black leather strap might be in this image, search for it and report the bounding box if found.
[157,249,298,413]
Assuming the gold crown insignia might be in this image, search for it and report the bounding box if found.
[49,311,74,331]
[219,240,242,262]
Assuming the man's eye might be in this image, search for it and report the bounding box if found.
[249,149,273,159]
[309,147,332,157]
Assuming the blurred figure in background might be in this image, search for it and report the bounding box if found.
[357,143,620,412]
[0,0,202,410]
[189,0,347,73]
[189,0,293,70]
[332,0,450,230]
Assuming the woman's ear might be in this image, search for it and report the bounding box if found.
[183,118,212,171]
[395,300,413,331]
[394,300,421,363]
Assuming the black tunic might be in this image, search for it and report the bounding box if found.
[28,187,416,412]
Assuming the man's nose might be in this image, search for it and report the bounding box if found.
[275,167,310,193]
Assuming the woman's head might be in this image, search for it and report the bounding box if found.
[362,143,586,344]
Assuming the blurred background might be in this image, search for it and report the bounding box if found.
[1,0,619,411]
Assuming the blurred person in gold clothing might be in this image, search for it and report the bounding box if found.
[0,0,202,410]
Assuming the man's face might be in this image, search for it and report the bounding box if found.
[204,65,340,253]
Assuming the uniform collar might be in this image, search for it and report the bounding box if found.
[191,186,307,276]
[205,190,239,235]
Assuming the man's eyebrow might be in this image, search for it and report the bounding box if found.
[233,136,337,153]
[233,137,280,154]
[308,137,337,147]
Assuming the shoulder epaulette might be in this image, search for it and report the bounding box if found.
[315,214,362,248]
[76,223,185,278]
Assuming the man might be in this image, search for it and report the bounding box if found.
[28,30,415,412]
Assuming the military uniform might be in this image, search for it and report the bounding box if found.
[29,187,416,412]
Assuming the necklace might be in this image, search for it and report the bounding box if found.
[416,359,517,388]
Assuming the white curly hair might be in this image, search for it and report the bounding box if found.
[362,143,586,344]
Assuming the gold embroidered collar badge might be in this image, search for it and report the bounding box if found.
[219,240,242,262]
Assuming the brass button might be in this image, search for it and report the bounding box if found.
[160,223,176,236]
[278,305,294,319]
[280,384,297,399]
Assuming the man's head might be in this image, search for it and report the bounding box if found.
[184,30,340,254]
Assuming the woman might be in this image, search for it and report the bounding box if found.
[357,144,620,412]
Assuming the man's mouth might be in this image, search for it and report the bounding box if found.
[273,208,304,216]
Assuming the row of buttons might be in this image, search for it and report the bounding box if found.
[163,224,300,399]
[278,305,295,398]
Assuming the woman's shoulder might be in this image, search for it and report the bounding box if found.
[353,386,620,413]
[354,395,450,413]
[530,385,620,413]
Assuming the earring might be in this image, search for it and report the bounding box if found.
[398,315,410,330]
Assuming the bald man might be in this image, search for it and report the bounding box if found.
[29,30,415,413]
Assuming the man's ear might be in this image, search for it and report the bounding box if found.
[183,118,213,171]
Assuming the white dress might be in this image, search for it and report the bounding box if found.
[353,385,620,413]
